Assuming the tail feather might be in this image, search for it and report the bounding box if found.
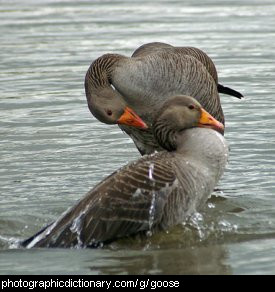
[218,83,243,99]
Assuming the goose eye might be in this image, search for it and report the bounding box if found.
[188,104,195,110]
[106,110,113,116]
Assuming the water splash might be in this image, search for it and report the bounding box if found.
[148,163,154,180]
[70,214,84,248]
[133,188,142,198]
[0,235,21,249]
[208,202,216,209]
[147,163,156,232]
[218,219,238,232]
[148,192,156,231]
[189,212,206,240]
[185,211,239,243]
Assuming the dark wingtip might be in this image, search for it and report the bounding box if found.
[218,83,244,99]
[20,222,54,248]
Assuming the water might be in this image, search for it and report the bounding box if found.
[1,0,275,275]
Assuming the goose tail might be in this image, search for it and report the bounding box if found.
[218,83,243,99]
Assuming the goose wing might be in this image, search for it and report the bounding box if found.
[24,153,177,248]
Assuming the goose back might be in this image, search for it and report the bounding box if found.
[132,42,243,99]
[132,42,218,83]
[113,52,222,120]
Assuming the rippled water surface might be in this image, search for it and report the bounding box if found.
[1,0,275,274]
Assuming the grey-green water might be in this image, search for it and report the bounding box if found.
[1,0,275,275]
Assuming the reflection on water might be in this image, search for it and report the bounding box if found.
[94,245,231,275]
[0,243,231,275]
[1,0,275,274]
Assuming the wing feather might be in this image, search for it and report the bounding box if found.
[24,152,178,248]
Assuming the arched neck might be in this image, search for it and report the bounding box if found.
[85,53,125,90]
[84,54,127,121]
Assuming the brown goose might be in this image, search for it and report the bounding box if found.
[22,95,228,248]
[85,43,236,154]
[132,42,243,99]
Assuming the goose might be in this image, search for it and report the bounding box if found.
[22,95,228,248]
[131,42,243,99]
[85,43,236,154]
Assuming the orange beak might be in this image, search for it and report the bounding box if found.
[117,107,148,129]
[198,108,224,134]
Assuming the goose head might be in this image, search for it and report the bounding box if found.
[84,54,147,129]
[85,79,147,129]
[152,95,224,151]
